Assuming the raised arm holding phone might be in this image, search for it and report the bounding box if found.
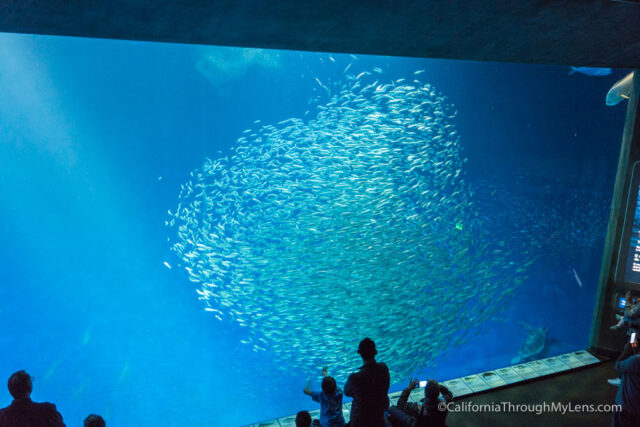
[302,367,345,427]
[388,377,453,427]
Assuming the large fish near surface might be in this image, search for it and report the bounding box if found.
[569,66,612,76]
[606,72,634,106]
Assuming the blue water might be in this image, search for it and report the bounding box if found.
[0,32,627,426]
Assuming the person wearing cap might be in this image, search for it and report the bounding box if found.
[612,332,640,427]
[0,370,66,427]
[344,338,390,427]
[392,378,453,427]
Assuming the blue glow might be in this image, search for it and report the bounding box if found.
[0,32,626,425]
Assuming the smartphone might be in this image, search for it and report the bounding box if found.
[631,332,637,344]
[419,380,427,387]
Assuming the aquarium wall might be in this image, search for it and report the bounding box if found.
[0,32,627,426]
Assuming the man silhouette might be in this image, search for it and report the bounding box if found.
[0,370,65,427]
[344,338,390,427]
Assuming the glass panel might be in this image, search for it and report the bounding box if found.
[0,32,626,425]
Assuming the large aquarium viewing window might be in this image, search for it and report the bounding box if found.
[0,32,628,426]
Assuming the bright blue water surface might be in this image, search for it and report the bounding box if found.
[0,32,628,426]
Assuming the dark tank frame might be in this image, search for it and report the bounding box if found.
[0,1,639,68]
[591,72,640,357]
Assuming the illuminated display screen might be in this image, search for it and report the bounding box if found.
[622,162,640,284]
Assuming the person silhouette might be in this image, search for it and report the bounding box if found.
[344,338,390,427]
[612,333,640,427]
[296,410,312,427]
[84,414,106,427]
[391,378,453,427]
[0,370,65,427]
[303,367,345,426]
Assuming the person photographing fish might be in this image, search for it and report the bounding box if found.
[388,378,453,427]
[610,292,640,333]
[612,332,640,427]
[608,292,640,386]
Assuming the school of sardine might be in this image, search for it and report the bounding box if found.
[165,68,609,385]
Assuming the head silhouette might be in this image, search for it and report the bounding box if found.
[295,410,312,427]
[424,379,440,401]
[84,414,106,427]
[626,291,634,306]
[7,370,32,400]
[357,337,377,361]
[321,376,337,395]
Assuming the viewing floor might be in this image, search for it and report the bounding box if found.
[245,350,602,426]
